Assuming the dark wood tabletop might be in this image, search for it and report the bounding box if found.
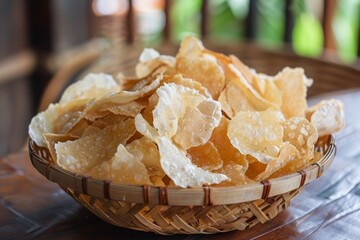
[1,88,360,240]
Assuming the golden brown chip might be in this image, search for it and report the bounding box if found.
[90,113,127,129]
[59,73,120,104]
[218,81,255,118]
[126,137,164,178]
[176,35,204,58]
[210,117,248,171]
[136,48,175,78]
[43,133,78,162]
[176,56,225,99]
[273,67,312,118]
[88,144,151,185]
[252,75,283,107]
[215,161,253,186]
[55,118,136,173]
[187,142,223,171]
[282,117,318,161]
[156,137,229,188]
[228,109,284,163]
[306,99,345,137]
[229,54,254,84]
[163,74,211,97]
[255,142,300,181]
[153,83,221,149]
[67,119,90,137]
[81,125,101,137]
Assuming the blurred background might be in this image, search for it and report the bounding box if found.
[0,0,359,156]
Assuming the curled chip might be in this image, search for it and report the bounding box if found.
[43,133,78,162]
[307,99,345,137]
[157,137,229,188]
[187,142,223,171]
[255,142,300,181]
[176,56,225,99]
[89,144,151,185]
[153,83,221,149]
[126,137,164,179]
[273,67,313,118]
[215,162,253,187]
[29,104,60,147]
[210,117,248,171]
[282,117,318,162]
[55,119,135,173]
[176,35,204,58]
[228,109,284,163]
[60,73,120,104]
[136,48,175,78]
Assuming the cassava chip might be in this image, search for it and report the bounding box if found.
[210,117,248,171]
[153,83,221,149]
[218,81,255,118]
[187,142,223,171]
[228,109,284,163]
[215,162,253,186]
[136,48,175,78]
[229,54,254,84]
[307,99,345,137]
[43,133,78,162]
[81,125,101,137]
[176,35,204,58]
[60,73,120,104]
[282,117,318,161]
[157,137,229,188]
[126,137,164,178]
[176,56,225,98]
[273,67,313,118]
[88,144,151,185]
[163,74,211,98]
[29,104,60,147]
[55,118,135,173]
[252,75,283,107]
[255,142,300,181]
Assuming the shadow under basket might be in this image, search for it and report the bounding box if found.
[28,135,335,235]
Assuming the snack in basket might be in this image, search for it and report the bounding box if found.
[29,36,345,188]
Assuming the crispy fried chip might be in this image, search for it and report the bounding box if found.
[229,54,254,84]
[255,142,300,181]
[157,137,229,188]
[215,162,253,186]
[29,104,60,147]
[126,137,164,178]
[187,142,223,171]
[176,35,204,58]
[55,119,135,173]
[210,117,248,171]
[136,48,175,78]
[282,117,318,161]
[218,81,255,118]
[153,83,221,149]
[273,67,313,118]
[163,74,211,97]
[43,133,78,162]
[307,99,345,137]
[252,75,283,107]
[228,109,284,163]
[81,125,101,137]
[176,56,225,99]
[88,144,151,185]
[60,73,120,104]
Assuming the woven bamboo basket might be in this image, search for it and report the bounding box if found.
[28,135,335,235]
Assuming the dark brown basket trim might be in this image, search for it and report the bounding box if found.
[312,162,323,178]
[45,162,54,179]
[143,185,151,204]
[298,169,307,187]
[203,186,213,206]
[261,180,271,199]
[104,180,112,199]
[159,187,168,205]
[82,175,89,195]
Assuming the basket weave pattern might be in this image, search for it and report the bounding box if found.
[29,136,334,234]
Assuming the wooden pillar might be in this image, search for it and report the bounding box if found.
[126,0,134,44]
[323,0,337,51]
[245,0,257,40]
[284,0,294,43]
[201,0,208,39]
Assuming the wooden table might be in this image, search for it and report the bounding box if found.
[1,89,360,240]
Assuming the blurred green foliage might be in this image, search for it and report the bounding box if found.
[168,0,359,62]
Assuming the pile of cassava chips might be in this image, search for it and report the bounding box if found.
[29,36,345,188]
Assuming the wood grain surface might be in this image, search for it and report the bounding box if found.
[1,89,360,239]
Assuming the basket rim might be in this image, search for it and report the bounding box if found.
[28,135,335,206]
